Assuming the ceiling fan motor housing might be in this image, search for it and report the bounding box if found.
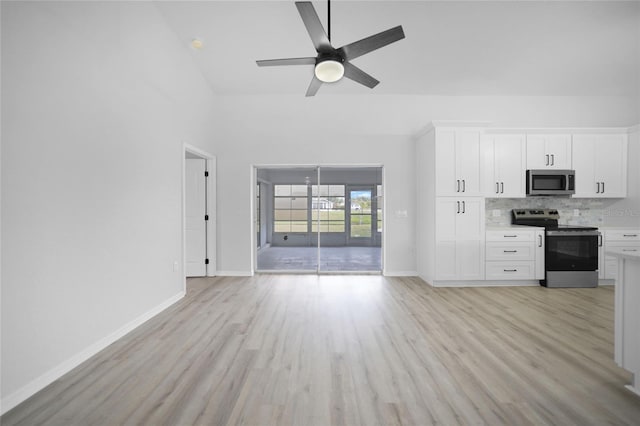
[314,53,345,83]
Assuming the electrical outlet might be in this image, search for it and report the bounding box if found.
[573,209,580,217]
[492,209,501,217]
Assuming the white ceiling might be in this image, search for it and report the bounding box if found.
[156,1,639,97]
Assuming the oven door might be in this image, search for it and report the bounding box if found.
[545,231,599,272]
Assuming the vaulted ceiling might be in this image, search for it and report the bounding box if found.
[157,1,639,98]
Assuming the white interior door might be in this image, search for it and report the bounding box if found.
[186,158,207,277]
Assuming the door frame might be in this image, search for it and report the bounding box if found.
[182,144,216,291]
[251,164,386,275]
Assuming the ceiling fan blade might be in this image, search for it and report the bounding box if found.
[256,57,317,67]
[295,2,332,53]
[338,25,405,61]
[343,62,379,89]
[305,75,323,97]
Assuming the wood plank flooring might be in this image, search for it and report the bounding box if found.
[3,276,640,425]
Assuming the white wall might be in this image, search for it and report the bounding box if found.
[216,130,416,276]
[1,1,218,411]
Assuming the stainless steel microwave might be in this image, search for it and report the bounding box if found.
[526,169,575,196]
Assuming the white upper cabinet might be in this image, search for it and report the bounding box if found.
[482,134,526,198]
[572,134,627,198]
[526,134,572,169]
[435,129,482,196]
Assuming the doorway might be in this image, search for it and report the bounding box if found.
[183,145,216,281]
[254,166,383,274]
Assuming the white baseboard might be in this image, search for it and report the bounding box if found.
[383,270,418,277]
[432,280,539,288]
[216,270,253,277]
[0,291,185,416]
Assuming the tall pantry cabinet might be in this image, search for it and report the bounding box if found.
[416,124,486,284]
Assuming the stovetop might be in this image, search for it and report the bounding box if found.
[511,208,598,231]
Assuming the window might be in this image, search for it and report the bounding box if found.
[274,185,308,232]
[312,185,345,232]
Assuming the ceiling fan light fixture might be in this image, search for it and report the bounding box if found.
[314,59,344,83]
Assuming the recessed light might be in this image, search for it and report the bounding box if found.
[191,38,203,49]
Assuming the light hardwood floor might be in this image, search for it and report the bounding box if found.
[3,276,640,425]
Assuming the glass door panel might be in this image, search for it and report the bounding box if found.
[256,167,318,272]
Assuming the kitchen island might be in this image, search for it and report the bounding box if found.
[607,248,640,397]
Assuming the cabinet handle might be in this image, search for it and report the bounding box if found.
[462,201,466,213]
[622,249,638,252]
[601,181,605,194]
[503,250,518,253]
[456,180,460,192]
[538,234,543,247]
[457,201,460,214]
[500,182,504,194]
[623,234,638,237]
[496,182,500,194]
[545,154,549,166]
[504,235,517,238]
[596,182,600,193]
[504,269,518,272]
[462,179,466,192]
[551,154,555,166]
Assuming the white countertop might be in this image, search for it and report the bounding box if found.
[486,225,544,231]
[606,248,640,261]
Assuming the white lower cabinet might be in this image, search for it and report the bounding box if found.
[435,198,485,280]
[485,229,543,280]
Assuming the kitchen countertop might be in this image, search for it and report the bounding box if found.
[606,248,640,261]
[486,225,545,231]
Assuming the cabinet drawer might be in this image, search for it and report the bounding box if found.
[486,242,534,260]
[605,230,640,242]
[485,262,535,280]
[486,230,534,242]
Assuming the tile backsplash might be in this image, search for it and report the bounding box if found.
[486,198,625,226]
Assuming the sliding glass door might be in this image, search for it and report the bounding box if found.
[255,166,382,273]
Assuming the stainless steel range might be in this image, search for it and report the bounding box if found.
[512,209,599,288]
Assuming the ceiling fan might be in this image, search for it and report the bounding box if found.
[256,1,405,97]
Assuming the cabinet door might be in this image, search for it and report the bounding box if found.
[457,240,484,280]
[595,134,627,198]
[435,129,457,196]
[534,230,545,280]
[546,135,572,169]
[435,198,457,241]
[573,134,627,198]
[526,134,571,169]
[494,135,526,197]
[572,135,597,197]
[456,130,482,195]
[455,198,484,240]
